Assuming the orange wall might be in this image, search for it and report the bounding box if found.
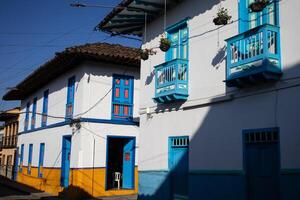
[17,166,138,197]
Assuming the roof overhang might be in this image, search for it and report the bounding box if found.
[2,43,140,101]
[0,107,20,121]
[96,0,185,36]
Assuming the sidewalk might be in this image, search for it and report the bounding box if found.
[0,176,55,200]
[0,176,138,200]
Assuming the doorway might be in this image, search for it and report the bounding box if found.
[106,136,135,190]
[244,128,280,200]
[169,136,189,200]
[61,135,72,187]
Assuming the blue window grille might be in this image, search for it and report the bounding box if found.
[154,18,189,103]
[24,102,30,131]
[31,97,37,130]
[19,144,24,172]
[38,143,45,178]
[111,74,134,120]
[28,144,33,175]
[66,76,75,119]
[41,90,49,127]
[225,0,281,87]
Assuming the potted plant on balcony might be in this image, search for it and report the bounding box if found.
[140,48,156,61]
[249,0,270,12]
[213,7,232,26]
[159,36,171,52]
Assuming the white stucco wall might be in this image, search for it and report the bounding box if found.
[17,60,140,169]
[139,0,300,171]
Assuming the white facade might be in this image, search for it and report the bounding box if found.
[138,0,300,199]
[16,59,140,196]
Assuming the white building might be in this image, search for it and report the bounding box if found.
[99,0,300,199]
[3,43,140,197]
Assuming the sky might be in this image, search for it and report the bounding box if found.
[0,0,140,111]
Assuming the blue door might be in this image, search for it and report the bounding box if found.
[61,136,71,187]
[245,129,280,200]
[122,138,135,189]
[169,136,189,200]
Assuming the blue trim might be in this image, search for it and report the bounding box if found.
[105,135,136,191]
[27,144,33,175]
[24,102,30,131]
[60,135,72,187]
[165,17,190,33]
[41,90,49,127]
[19,144,24,172]
[13,147,19,180]
[66,76,75,119]
[38,143,45,178]
[80,118,139,126]
[19,118,138,135]
[31,97,37,130]
[111,74,134,121]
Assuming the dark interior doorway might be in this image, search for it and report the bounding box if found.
[106,136,135,190]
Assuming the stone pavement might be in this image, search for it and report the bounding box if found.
[0,176,138,200]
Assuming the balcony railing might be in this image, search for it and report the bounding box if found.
[153,59,188,103]
[2,135,17,148]
[225,24,282,87]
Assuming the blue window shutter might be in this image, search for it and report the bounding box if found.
[24,103,30,131]
[28,144,33,175]
[41,90,49,127]
[112,75,134,120]
[19,144,24,172]
[38,143,45,177]
[31,97,37,130]
[239,0,279,33]
[66,76,75,118]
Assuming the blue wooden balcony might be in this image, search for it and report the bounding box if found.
[153,59,189,103]
[225,24,282,87]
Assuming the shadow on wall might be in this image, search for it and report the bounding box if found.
[138,62,300,200]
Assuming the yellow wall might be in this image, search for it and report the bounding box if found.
[17,166,138,197]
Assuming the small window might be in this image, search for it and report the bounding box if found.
[244,128,279,144]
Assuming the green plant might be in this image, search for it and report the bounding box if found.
[159,37,171,52]
[249,0,270,12]
[213,7,232,26]
[140,48,156,61]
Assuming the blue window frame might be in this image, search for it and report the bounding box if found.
[66,76,75,119]
[31,97,37,129]
[111,74,134,120]
[41,90,49,127]
[28,144,33,175]
[38,143,45,178]
[24,102,30,131]
[19,144,24,172]
[225,0,281,87]
[166,18,189,62]
[153,18,190,103]
[239,0,279,33]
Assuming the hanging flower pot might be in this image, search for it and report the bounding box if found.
[140,49,149,60]
[213,7,232,26]
[249,0,270,12]
[159,37,171,52]
[140,49,156,61]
